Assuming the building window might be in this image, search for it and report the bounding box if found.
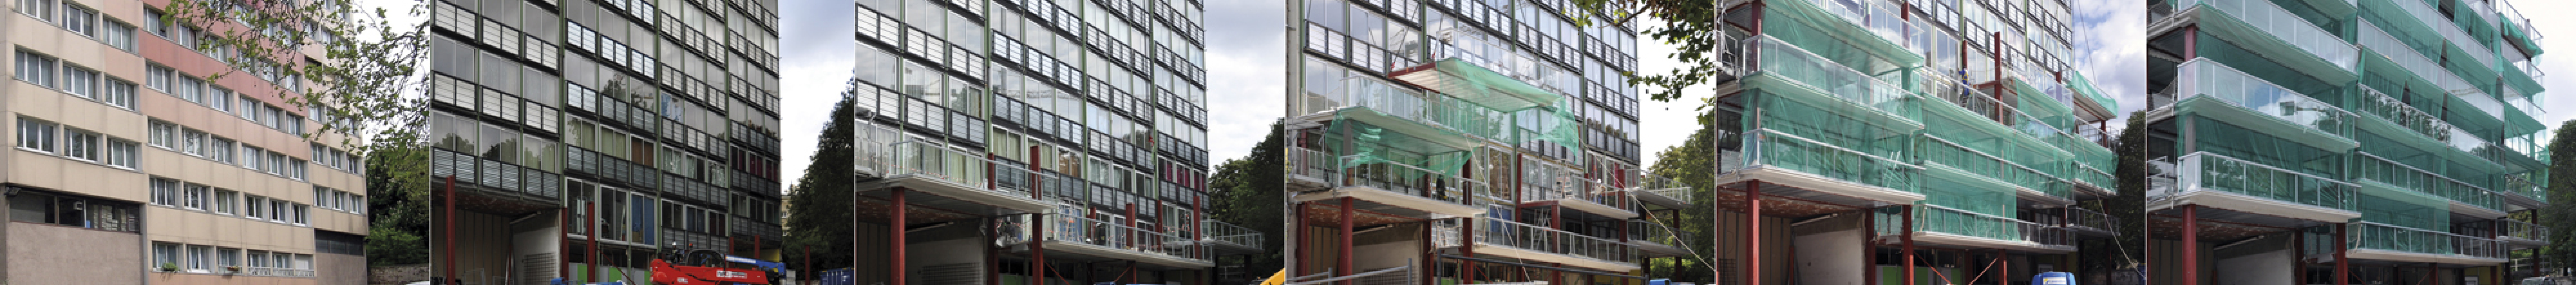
[18,118,57,153]
[148,120,176,148]
[101,79,135,109]
[16,0,51,22]
[182,183,209,210]
[152,243,179,269]
[105,139,136,167]
[149,177,178,206]
[186,245,212,271]
[242,195,263,219]
[16,50,56,89]
[213,190,237,215]
[62,66,97,98]
[216,247,240,272]
[8,188,140,232]
[181,129,205,155]
[64,129,98,161]
[211,138,236,165]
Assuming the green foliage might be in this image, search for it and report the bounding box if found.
[2538,120,2576,270]
[364,147,429,266]
[1564,0,1730,109]
[2074,112,2148,276]
[1208,124,1286,280]
[782,97,859,271]
[1642,119,1719,282]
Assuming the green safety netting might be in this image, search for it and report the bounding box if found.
[2351,178,2449,232]
[1319,112,1478,178]
[1917,160,2019,217]
[1761,0,1923,77]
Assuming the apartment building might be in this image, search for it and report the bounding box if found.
[840,0,1253,284]
[2145,0,2551,283]
[1696,0,2122,284]
[422,0,785,281]
[5,0,370,283]
[1277,0,1675,283]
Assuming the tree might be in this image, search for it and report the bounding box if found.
[2536,120,2576,273]
[1562,0,1724,106]
[156,0,432,266]
[782,96,860,272]
[364,146,429,266]
[1207,124,1285,282]
[1642,118,1719,282]
[2078,111,2148,284]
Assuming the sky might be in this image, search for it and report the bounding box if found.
[2507,0,2576,131]
[774,0,2570,189]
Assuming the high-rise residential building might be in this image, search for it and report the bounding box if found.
[2146,0,2550,283]
[1279,0,1678,283]
[6,0,370,283]
[840,0,1253,283]
[423,0,785,281]
[1695,0,2122,284]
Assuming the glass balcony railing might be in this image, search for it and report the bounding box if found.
[1640,175,1695,204]
[2502,219,2549,241]
[2159,58,2356,142]
[2375,0,2497,69]
[1628,219,1681,246]
[2174,0,2358,72]
[2066,206,2119,233]
[1914,204,2069,246]
[1284,146,1493,206]
[2351,153,2501,211]
[1202,219,1264,250]
[2501,175,2546,203]
[1003,213,1205,261]
[1917,136,2064,198]
[563,147,653,193]
[2070,164,2115,192]
[1467,216,1637,264]
[1726,128,1921,191]
[874,139,994,193]
[2151,152,2356,210]
[432,148,565,201]
[2350,221,2504,259]
[1741,34,1921,124]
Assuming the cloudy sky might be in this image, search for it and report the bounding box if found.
[776,0,2567,188]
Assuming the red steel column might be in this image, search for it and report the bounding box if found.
[559,207,569,282]
[2181,205,2199,285]
[1904,205,1918,285]
[1463,217,1477,282]
[441,176,456,284]
[2335,223,2349,285]
[1746,182,1763,285]
[1866,207,1878,285]
[1339,197,1356,285]
[587,202,600,282]
[892,188,908,285]
[1295,202,1308,278]
[1032,213,1048,285]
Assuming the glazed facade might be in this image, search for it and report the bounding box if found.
[2146,0,2552,283]
[841,0,1256,283]
[422,0,787,280]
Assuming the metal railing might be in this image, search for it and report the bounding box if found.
[2171,0,2357,71]
[2503,219,2549,241]
[1737,34,1920,123]
[2163,58,2356,141]
[1915,204,2068,246]
[2066,206,2119,232]
[1029,213,1203,261]
[1202,219,1264,250]
[1727,128,1921,191]
[2350,221,2504,259]
[1628,219,1681,246]
[1465,216,1637,264]
[876,139,994,193]
[1284,147,1488,207]
[2351,152,2501,211]
[565,147,656,190]
[2150,152,2355,210]
[430,148,564,200]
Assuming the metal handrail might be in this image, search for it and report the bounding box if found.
[1286,265,1411,285]
[1467,216,1637,263]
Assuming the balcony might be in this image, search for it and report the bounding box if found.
[2347,85,2509,173]
[1734,34,1923,131]
[2062,206,2120,236]
[2500,175,2546,206]
[431,148,565,204]
[2150,58,2359,152]
[1916,135,2072,206]
[1632,175,1694,209]
[1283,146,1491,218]
[1762,0,1923,68]
[1628,219,1690,257]
[2500,219,2548,247]
[2364,0,2496,72]
[2170,0,2359,80]
[730,217,782,241]
[1518,162,1637,219]
[1450,217,1640,271]
[2147,152,2361,223]
[1010,213,1212,268]
[1201,219,1265,254]
[565,147,657,192]
[1718,128,1926,205]
[2345,221,2507,265]
[856,139,1054,213]
[1896,205,2075,253]
[2350,153,2504,218]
